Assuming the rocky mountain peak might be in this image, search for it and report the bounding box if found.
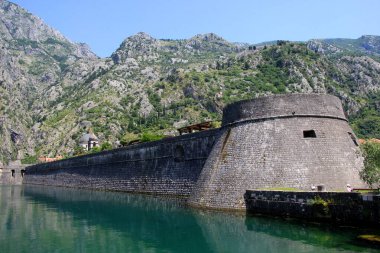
[119,32,157,48]
[0,0,97,59]
[112,32,160,64]
[358,35,380,54]
[133,32,155,41]
[190,33,226,42]
[0,0,66,42]
[185,33,241,53]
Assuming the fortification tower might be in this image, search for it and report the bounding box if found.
[188,93,365,210]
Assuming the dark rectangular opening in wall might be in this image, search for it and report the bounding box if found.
[11,169,15,177]
[303,130,316,138]
[348,132,358,146]
[317,185,325,192]
[21,169,25,177]
[173,145,185,162]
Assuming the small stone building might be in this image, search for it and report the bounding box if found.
[79,132,99,151]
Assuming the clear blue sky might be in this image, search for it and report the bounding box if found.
[11,0,380,57]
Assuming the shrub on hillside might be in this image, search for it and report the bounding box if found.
[360,141,380,187]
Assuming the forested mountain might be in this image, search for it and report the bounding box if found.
[0,0,379,163]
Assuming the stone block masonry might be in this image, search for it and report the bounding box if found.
[25,129,218,197]
[245,190,380,226]
[25,94,365,210]
[0,165,25,185]
[188,94,365,209]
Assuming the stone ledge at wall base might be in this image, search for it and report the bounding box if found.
[244,190,380,227]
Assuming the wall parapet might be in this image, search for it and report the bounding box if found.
[222,94,346,126]
[221,114,348,129]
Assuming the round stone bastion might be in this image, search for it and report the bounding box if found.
[188,93,365,210]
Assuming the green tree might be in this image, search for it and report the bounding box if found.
[21,154,38,164]
[140,132,164,142]
[73,146,86,156]
[360,141,380,187]
[89,146,101,154]
[120,132,139,146]
[100,142,113,151]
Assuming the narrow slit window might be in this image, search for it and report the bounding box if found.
[303,130,316,138]
[11,169,15,177]
[348,132,358,146]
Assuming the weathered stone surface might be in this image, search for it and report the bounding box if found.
[0,165,25,185]
[25,129,218,196]
[222,94,346,125]
[188,94,365,209]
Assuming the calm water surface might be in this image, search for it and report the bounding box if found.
[0,185,379,253]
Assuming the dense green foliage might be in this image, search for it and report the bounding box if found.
[360,142,380,187]
[21,154,37,164]
[45,42,379,154]
[350,92,380,139]
[73,146,86,156]
[140,132,164,142]
[100,142,113,151]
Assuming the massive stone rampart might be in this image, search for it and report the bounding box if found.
[24,129,218,196]
[25,94,365,210]
[188,94,365,209]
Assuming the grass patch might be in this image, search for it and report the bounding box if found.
[256,187,300,192]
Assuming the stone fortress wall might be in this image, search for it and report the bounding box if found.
[189,94,365,209]
[24,129,218,197]
[24,94,365,210]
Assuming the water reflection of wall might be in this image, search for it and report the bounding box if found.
[13,186,376,253]
[1,186,159,253]
[192,210,372,253]
[20,185,214,253]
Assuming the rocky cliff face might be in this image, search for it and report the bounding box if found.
[0,0,97,162]
[0,0,379,163]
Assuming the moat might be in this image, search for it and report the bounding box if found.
[0,185,378,253]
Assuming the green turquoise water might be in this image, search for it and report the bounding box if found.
[0,185,378,253]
